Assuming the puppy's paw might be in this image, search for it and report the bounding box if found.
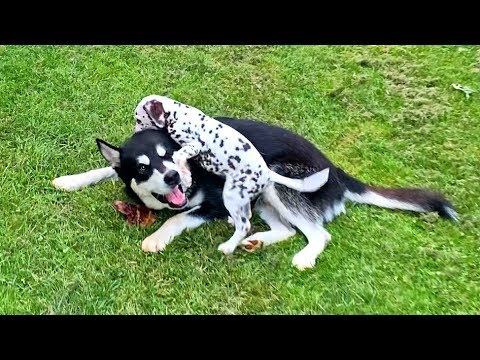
[217,241,237,255]
[179,167,192,188]
[172,152,186,167]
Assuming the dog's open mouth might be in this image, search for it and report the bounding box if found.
[153,185,188,209]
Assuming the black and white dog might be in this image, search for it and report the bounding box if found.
[52,117,458,270]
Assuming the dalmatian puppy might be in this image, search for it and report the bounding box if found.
[134,95,330,255]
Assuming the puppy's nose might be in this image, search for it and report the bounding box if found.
[164,170,180,186]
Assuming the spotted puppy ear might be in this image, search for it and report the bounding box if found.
[144,100,167,128]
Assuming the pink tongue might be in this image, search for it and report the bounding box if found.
[164,186,186,206]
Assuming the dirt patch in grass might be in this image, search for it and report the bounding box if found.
[356,51,451,127]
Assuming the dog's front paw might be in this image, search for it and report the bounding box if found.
[217,241,237,255]
[52,175,84,191]
[141,235,168,253]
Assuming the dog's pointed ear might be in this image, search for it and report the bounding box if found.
[96,139,120,167]
[144,99,167,128]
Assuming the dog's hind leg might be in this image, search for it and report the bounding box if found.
[290,222,331,271]
[241,198,296,252]
[52,167,118,191]
[263,186,331,270]
[217,178,252,255]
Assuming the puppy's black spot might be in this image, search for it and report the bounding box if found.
[241,217,246,223]
[209,130,212,134]
[243,143,251,151]
[228,155,241,163]
[235,147,239,151]
[245,169,252,174]
[136,119,142,124]
[219,140,224,147]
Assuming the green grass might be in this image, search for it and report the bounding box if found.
[1,45,479,314]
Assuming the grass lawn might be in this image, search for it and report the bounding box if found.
[0,45,479,314]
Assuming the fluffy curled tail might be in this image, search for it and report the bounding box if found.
[339,169,458,220]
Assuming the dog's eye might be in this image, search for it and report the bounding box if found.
[138,164,148,172]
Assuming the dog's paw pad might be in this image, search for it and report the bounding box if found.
[241,239,263,252]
